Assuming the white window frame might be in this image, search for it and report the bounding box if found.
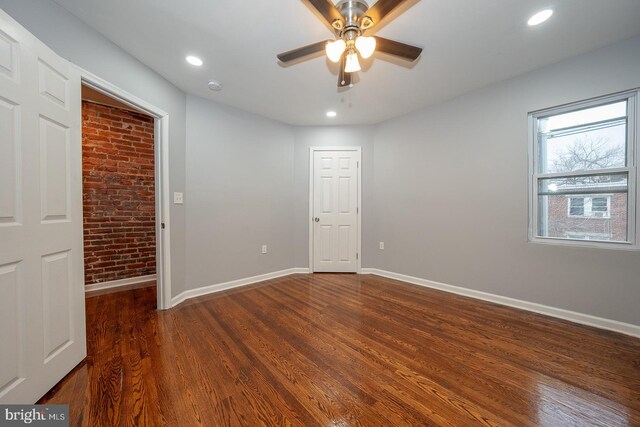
[528,89,639,250]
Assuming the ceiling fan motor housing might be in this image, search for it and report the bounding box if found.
[336,0,370,34]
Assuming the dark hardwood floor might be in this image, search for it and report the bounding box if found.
[40,274,640,426]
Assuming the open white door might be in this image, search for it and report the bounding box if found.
[0,10,86,403]
[311,148,361,273]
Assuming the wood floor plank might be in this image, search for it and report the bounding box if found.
[39,274,640,426]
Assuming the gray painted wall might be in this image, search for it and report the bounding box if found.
[185,95,294,288]
[0,0,188,296]
[292,126,375,268]
[373,36,640,325]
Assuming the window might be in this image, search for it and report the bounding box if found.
[529,91,638,248]
[567,196,611,218]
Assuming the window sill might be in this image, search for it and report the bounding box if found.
[529,236,638,251]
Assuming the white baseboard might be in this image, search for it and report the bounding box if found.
[85,274,156,295]
[171,268,310,307]
[361,268,640,338]
[166,266,640,338]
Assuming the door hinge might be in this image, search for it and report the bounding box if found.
[357,207,359,214]
[356,253,359,260]
[357,161,359,168]
[161,222,165,229]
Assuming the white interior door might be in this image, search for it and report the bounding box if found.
[0,10,86,403]
[312,149,360,272]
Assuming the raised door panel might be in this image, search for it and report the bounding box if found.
[39,117,70,222]
[338,177,351,214]
[0,98,20,225]
[0,30,18,82]
[320,156,332,171]
[41,251,72,364]
[338,157,351,170]
[38,59,69,110]
[0,262,23,399]
[338,226,351,262]
[320,177,332,213]
[318,225,333,263]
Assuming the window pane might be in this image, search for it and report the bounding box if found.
[537,101,627,173]
[569,198,584,216]
[545,101,626,130]
[537,174,628,242]
[591,197,608,212]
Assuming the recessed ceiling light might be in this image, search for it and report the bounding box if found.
[186,55,203,66]
[326,111,337,118]
[528,9,553,26]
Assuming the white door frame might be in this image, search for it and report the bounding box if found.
[75,67,172,310]
[308,146,362,273]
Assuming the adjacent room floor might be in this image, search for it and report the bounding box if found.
[40,274,640,426]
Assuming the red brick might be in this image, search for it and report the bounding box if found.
[82,101,156,286]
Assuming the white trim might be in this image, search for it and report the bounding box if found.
[74,66,173,310]
[308,146,362,273]
[78,68,169,117]
[157,115,172,310]
[171,268,309,307]
[360,269,640,338]
[84,274,156,294]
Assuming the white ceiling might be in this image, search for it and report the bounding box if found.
[53,0,640,126]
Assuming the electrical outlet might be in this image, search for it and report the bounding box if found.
[173,192,184,204]
[379,241,385,250]
[261,245,267,254]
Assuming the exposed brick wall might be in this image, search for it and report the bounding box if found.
[82,101,156,285]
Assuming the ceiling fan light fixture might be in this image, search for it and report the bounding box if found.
[344,50,361,73]
[355,36,376,59]
[326,39,346,63]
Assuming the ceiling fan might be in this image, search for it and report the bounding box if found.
[277,0,422,87]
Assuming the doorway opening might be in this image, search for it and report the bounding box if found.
[78,70,172,310]
[81,85,157,305]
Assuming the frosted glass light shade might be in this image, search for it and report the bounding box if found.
[325,39,346,63]
[355,36,376,59]
[344,51,361,72]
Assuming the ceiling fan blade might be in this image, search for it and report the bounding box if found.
[305,0,344,29]
[363,0,408,28]
[338,55,352,87]
[375,37,422,61]
[277,40,329,63]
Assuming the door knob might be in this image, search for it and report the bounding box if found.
[314,217,320,222]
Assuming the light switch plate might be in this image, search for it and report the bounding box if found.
[173,192,184,204]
